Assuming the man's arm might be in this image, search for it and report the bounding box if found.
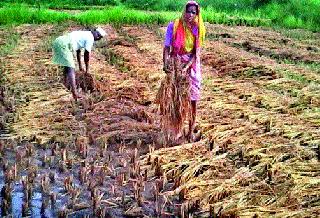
[84,50,90,74]
[76,50,84,71]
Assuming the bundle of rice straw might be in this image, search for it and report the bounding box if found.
[156,57,192,138]
[76,71,97,92]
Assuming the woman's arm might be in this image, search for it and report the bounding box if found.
[183,55,195,71]
[163,46,171,73]
[163,22,174,73]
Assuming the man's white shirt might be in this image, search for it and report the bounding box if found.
[69,31,94,52]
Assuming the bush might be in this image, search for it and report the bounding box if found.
[81,0,121,6]
[252,0,273,8]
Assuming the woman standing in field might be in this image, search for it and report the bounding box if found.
[52,27,106,100]
[159,1,205,142]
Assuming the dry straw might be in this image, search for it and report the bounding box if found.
[156,57,192,138]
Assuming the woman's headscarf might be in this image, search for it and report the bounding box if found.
[173,1,206,54]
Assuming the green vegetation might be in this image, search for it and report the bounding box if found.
[0,5,71,25]
[263,0,320,32]
[75,7,177,25]
[0,0,319,32]
[267,84,296,96]
[279,59,320,74]
[0,0,120,9]
[0,5,178,26]
[202,9,271,27]
[280,70,310,84]
[0,5,271,27]
[276,28,319,40]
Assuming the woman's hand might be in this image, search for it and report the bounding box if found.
[182,61,192,75]
[182,65,188,74]
[163,46,171,73]
[163,64,170,73]
[163,59,172,74]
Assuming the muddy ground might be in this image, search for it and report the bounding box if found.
[0,22,319,217]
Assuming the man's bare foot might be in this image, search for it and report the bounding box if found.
[165,131,185,145]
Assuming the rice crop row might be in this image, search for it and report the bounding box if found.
[1,4,319,31]
[2,5,265,27]
[1,0,320,31]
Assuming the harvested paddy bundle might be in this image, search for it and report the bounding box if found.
[156,57,192,138]
[76,71,97,92]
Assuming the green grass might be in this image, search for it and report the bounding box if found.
[279,59,320,74]
[276,28,319,41]
[0,5,178,25]
[0,4,71,25]
[280,70,311,85]
[202,8,271,27]
[75,7,178,25]
[299,63,320,74]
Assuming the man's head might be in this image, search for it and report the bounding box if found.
[93,27,107,41]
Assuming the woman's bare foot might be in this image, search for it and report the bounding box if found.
[166,130,185,145]
[172,132,185,145]
[72,92,79,101]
